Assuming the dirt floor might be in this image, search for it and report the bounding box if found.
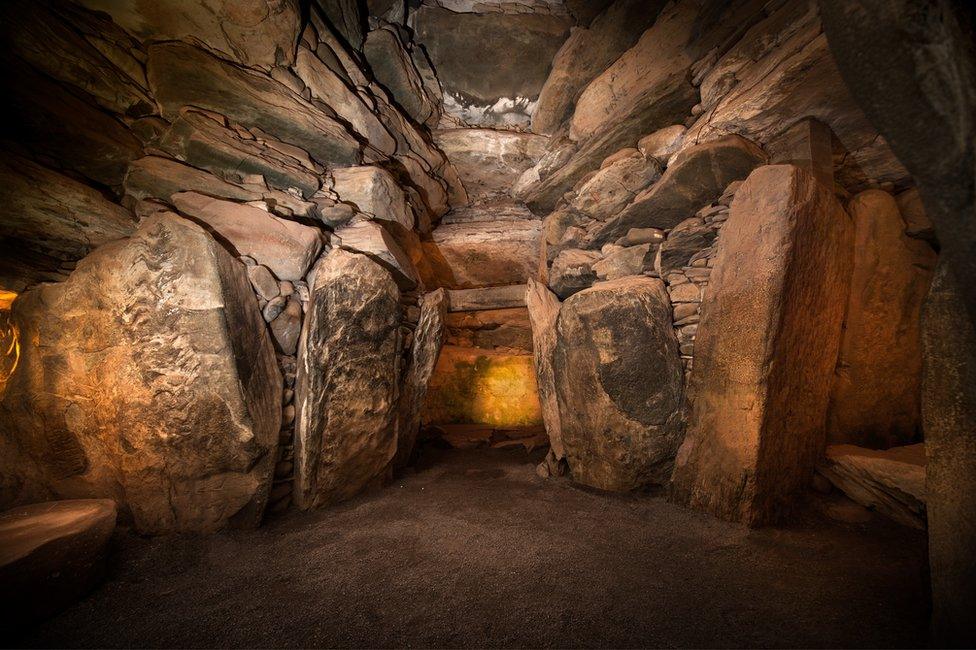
[14,446,930,648]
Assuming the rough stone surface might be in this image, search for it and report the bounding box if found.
[921,260,976,644]
[331,166,414,230]
[587,135,766,247]
[147,42,361,167]
[657,218,717,278]
[172,192,322,282]
[295,250,401,510]
[637,125,686,162]
[363,26,439,128]
[0,499,116,630]
[554,276,683,491]
[592,244,654,281]
[817,444,926,529]
[444,308,532,352]
[447,285,526,312]
[426,220,542,289]
[571,154,662,222]
[827,190,936,447]
[0,214,282,534]
[336,220,419,289]
[526,279,563,459]
[548,249,600,299]
[75,0,302,68]
[124,156,260,204]
[532,0,667,134]
[0,154,134,291]
[394,289,448,468]
[414,7,572,127]
[670,165,854,526]
[434,129,547,200]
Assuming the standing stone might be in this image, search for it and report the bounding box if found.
[827,190,937,447]
[526,279,564,460]
[554,277,683,490]
[922,260,976,644]
[295,250,401,509]
[393,289,448,468]
[0,214,282,534]
[670,165,854,526]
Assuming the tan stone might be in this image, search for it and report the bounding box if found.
[526,279,564,459]
[425,220,542,289]
[331,166,415,230]
[827,190,936,447]
[433,129,548,200]
[670,165,854,526]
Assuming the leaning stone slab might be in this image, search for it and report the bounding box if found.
[335,220,419,290]
[817,444,926,529]
[294,250,402,509]
[526,279,564,460]
[147,42,360,168]
[670,165,854,526]
[0,214,282,534]
[0,499,116,630]
[554,277,683,490]
[172,192,322,282]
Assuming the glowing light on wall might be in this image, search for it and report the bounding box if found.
[0,291,20,395]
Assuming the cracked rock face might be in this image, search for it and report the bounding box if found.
[0,214,281,534]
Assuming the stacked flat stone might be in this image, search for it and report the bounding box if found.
[664,180,740,379]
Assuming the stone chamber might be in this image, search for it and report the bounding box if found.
[0,0,973,647]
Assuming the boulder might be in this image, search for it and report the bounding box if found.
[817,444,926,529]
[158,110,321,199]
[425,220,542,289]
[657,217,717,277]
[394,289,448,468]
[554,277,683,490]
[335,220,419,289]
[670,165,854,526]
[172,193,322,281]
[0,214,282,534]
[270,297,303,355]
[592,244,654,281]
[423,346,542,428]
[587,135,766,247]
[827,190,937,447]
[0,499,116,630]
[414,7,571,127]
[532,0,667,134]
[637,125,686,162]
[331,166,414,230]
[526,279,563,459]
[294,250,401,509]
[548,249,601,299]
[363,26,439,128]
[294,47,397,157]
[571,153,662,222]
[0,154,135,290]
[434,129,548,200]
[147,42,361,167]
[75,0,302,68]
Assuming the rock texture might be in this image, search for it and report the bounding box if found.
[425,220,542,289]
[827,190,936,447]
[434,129,547,200]
[414,7,571,127]
[295,250,401,510]
[526,279,563,459]
[670,165,854,526]
[554,277,683,491]
[0,214,282,534]
[394,289,448,468]
[0,499,116,630]
[817,444,926,529]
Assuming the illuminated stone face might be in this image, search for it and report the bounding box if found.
[0,291,19,397]
[423,345,542,427]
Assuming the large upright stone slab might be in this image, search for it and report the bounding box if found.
[526,279,564,459]
[394,289,448,468]
[827,190,936,447]
[147,42,361,167]
[294,250,401,509]
[670,165,854,526]
[922,260,976,645]
[554,277,683,491]
[0,214,282,534]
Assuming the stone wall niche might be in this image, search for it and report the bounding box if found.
[294,249,402,510]
[670,165,854,526]
[0,213,282,534]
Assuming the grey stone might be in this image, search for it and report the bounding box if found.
[549,249,601,299]
[658,217,718,278]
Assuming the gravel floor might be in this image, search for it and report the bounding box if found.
[15,446,930,648]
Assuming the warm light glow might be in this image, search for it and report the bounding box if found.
[0,292,20,394]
